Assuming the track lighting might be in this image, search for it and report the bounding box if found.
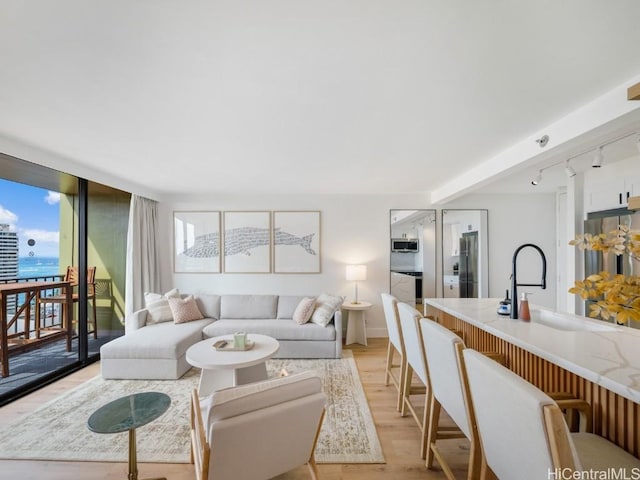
[531,170,542,186]
[592,147,603,168]
[565,160,576,178]
[527,131,640,187]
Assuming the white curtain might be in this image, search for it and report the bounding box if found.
[125,195,161,317]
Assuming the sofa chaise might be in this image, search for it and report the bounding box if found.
[100,293,343,380]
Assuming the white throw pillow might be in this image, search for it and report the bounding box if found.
[310,293,343,327]
[292,297,316,325]
[144,288,181,325]
[169,295,204,324]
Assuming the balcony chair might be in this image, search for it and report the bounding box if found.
[381,293,406,411]
[463,348,640,480]
[190,371,326,480]
[37,266,97,339]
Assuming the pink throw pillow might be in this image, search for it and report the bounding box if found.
[168,295,204,324]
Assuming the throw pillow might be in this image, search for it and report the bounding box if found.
[310,293,343,327]
[168,295,204,324]
[144,288,181,325]
[292,297,316,325]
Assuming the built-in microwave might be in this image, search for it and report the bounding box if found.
[391,239,419,252]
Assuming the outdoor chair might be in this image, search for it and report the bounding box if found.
[37,265,97,338]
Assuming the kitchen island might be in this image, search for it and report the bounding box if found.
[424,297,640,458]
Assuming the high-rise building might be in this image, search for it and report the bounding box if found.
[0,224,18,280]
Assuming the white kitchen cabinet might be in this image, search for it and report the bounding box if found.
[443,275,459,298]
[584,156,640,212]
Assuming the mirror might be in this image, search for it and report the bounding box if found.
[389,210,437,306]
[441,209,489,298]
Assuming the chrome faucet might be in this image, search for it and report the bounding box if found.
[511,243,547,319]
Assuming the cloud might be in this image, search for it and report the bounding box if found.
[20,228,59,244]
[44,191,61,205]
[0,205,18,228]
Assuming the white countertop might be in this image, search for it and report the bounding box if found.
[424,297,640,404]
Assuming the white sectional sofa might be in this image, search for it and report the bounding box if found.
[100,294,343,380]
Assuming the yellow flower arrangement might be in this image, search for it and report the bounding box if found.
[569,225,640,324]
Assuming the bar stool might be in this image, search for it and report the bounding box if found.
[463,348,640,480]
[381,293,406,411]
[420,317,482,479]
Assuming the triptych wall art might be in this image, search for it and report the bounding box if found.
[173,210,321,274]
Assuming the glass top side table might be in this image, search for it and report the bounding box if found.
[88,391,171,480]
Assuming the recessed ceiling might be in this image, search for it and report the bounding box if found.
[0,1,639,196]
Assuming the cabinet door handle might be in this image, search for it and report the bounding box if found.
[620,193,623,204]
[627,192,630,201]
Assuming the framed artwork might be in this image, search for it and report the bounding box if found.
[273,211,321,273]
[223,211,271,273]
[173,211,221,273]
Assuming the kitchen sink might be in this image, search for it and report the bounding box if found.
[529,308,618,332]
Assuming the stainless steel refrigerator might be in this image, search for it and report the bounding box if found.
[584,208,640,320]
[459,231,479,298]
[584,208,640,278]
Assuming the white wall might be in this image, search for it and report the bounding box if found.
[441,193,557,309]
[156,191,557,338]
[158,192,431,337]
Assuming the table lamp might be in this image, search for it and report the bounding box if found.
[345,264,367,304]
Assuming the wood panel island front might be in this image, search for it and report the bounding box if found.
[424,297,640,459]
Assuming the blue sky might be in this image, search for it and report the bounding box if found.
[0,178,60,257]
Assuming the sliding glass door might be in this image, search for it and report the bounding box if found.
[0,153,130,405]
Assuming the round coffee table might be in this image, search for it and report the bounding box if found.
[186,334,280,396]
[87,391,171,480]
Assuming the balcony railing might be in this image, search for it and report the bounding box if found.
[0,274,65,335]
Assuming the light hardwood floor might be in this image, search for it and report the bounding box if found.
[0,339,469,480]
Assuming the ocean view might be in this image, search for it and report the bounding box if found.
[18,257,60,279]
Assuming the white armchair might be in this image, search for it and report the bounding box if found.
[190,371,327,480]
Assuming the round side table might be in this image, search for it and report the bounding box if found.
[88,391,171,480]
[342,301,372,346]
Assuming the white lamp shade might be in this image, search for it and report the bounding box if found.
[346,265,367,281]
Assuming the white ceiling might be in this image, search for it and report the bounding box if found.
[1,1,640,197]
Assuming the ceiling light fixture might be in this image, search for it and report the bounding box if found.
[565,160,576,178]
[592,146,603,168]
[531,170,543,186]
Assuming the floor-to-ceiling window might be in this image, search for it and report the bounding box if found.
[86,181,130,356]
[0,153,129,405]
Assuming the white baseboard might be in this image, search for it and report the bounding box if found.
[366,327,388,338]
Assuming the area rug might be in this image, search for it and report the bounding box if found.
[0,351,384,464]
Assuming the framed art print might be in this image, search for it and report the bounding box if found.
[174,211,221,273]
[273,211,321,273]
[223,211,271,273]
